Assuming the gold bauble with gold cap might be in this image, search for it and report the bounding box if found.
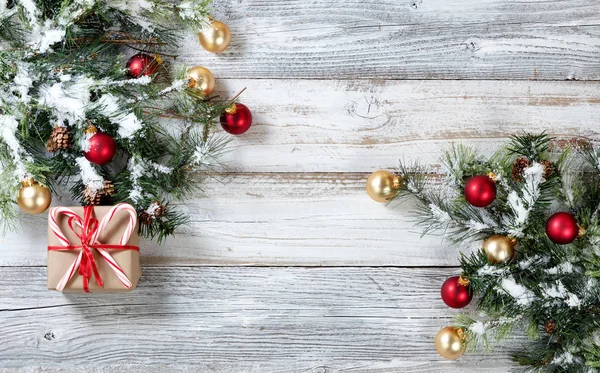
[366,170,402,202]
[434,327,465,360]
[198,20,231,53]
[186,66,215,97]
[17,179,52,215]
[483,235,515,264]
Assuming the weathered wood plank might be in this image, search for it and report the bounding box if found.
[0,173,467,267]
[213,79,600,172]
[180,0,600,80]
[0,267,520,372]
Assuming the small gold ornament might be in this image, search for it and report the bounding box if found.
[366,170,402,203]
[198,20,231,53]
[186,66,215,96]
[483,235,515,264]
[17,179,52,214]
[434,327,465,360]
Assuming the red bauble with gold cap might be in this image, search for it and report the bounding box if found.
[126,53,160,78]
[441,276,473,309]
[546,212,579,245]
[84,128,116,165]
[220,103,252,135]
[464,174,497,207]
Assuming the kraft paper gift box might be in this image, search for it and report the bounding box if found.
[47,204,141,292]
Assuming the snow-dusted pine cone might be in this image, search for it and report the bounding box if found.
[545,319,556,334]
[511,157,530,182]
[152,201,167,217]
[46,126,72,152]
[139,212,153,225]
[83,180,115,206]
[540,159,554,179]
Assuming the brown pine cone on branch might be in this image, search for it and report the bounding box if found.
[139,212,153,225]
[540,160,554,179]
[545,319,557,334]
[83,180,115,206]
[512,157,530,182]
[151,201,167,218]
[47,126,72,152]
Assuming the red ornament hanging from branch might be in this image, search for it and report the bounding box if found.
[126,53,161,78]
[83,127,116,165]
[464,173,497,207]
[220,103,252,135]
[546,212,580,245]
[441,276,473,309]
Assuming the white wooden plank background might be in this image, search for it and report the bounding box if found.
[0,267,521,372]
[2,0,600,371]
[191,0,600,80]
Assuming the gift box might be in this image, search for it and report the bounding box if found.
[47,203,141,292]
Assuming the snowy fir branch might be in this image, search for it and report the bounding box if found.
[389,134,600,372]
[0,0,236,242]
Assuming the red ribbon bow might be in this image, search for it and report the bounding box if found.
[48,206,139,292]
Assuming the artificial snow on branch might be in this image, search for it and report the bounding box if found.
[0,0,240,241]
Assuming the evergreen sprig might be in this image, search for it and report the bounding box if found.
[394,133,600,372]
[0,0,236,241]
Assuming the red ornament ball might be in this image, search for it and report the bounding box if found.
[84,132,116,165]
[441,276,473,309]
[220,103,252,135]
[546,212,579,245]
[464,175,496,207]
[126,53,160,78]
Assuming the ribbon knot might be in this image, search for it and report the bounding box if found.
[48,204,139,292]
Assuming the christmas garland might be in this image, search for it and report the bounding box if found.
[0,0,252,242]
[367,134,600,372]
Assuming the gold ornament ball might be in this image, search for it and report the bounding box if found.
[366,170,402,203]
[17,181,52,215]
[483,235,515,264]
[198,21,231,53]
[187,66,215,96]
[434,327,465,360]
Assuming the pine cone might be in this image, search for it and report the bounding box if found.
[152,201,167,217]
[545,319,556,334]
[83,180,115,206]
[512,157,530,182]
[139,211,153,225]
[47,126,72,152]
[540,159,554,179]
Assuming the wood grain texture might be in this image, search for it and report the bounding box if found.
[178,0,600,80]
[213,79,600,172]
[0,173,466,267]
[0,267,521,372]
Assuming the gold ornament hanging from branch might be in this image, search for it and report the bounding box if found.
[366,170,402,203]
[17,179,52,214]
[483,235,515,264]
[434,327,465,360]
[187,66,215,97]
[198,20,231,53]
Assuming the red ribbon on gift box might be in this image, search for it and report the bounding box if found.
[48,203,139,292]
